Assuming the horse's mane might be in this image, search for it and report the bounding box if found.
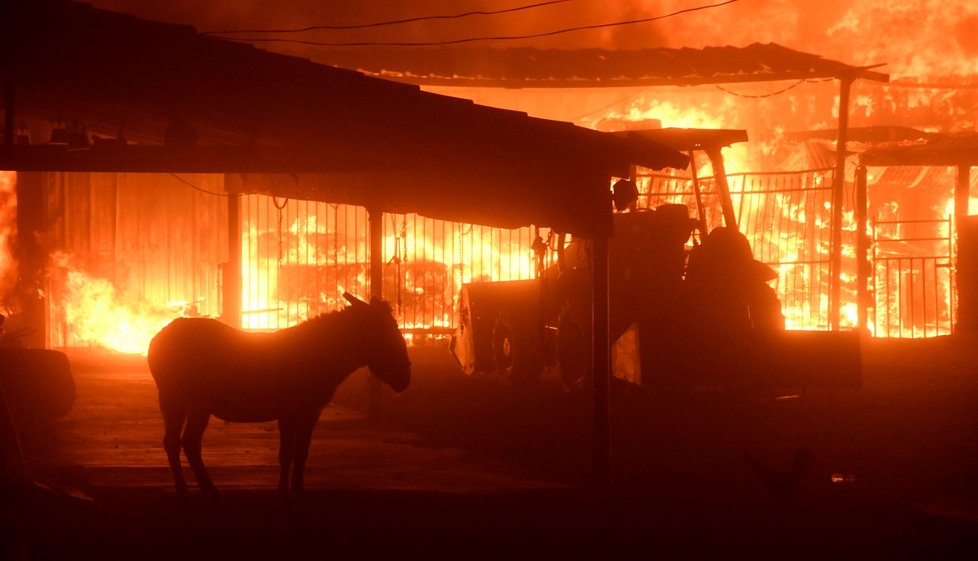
[285,299,394,352]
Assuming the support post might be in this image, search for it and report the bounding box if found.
[829,77,854,331]
[955,164,971,228]
[15,172,46,347]
[855,165,870,332]
[956,164,973,332]
[688,151,709,234]
[705,146,737,230]
[591,233,611,485]
[368,205,385,420]
[222,179,242,328]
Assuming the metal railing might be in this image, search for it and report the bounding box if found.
[872,217,954,338]
[240,195,539,333]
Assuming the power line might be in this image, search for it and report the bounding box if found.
[226,0,739,47]
[169,173,229,197]
[202,0,570,35]
[714,79,806,98]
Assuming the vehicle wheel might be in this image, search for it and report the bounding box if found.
[492,318,515,376]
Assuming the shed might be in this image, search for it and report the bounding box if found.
[0,0,690,481]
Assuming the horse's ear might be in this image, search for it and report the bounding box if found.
[343,292,368,307]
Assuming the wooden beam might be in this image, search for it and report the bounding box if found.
[705,146,737,230]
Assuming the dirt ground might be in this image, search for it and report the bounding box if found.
[4,336,978,559]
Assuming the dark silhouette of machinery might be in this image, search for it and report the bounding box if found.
[450,127,860,394]
[450,204,860,394]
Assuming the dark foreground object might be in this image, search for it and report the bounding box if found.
[8,485,978,560]
[0,348,74,425]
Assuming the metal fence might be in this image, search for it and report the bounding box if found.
[243,168,953,339]
[871,217,954,338]
[240,195,540,333]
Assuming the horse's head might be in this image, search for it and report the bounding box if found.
[344,292,411,393]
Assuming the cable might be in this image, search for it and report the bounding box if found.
[713,79,806,98]
[571,89,649,121]
[226,0,739,47]
[202,0,570,35]
[169,173,228,197]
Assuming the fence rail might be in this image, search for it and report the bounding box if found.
[872,216,954,338]
[240,169,952,340]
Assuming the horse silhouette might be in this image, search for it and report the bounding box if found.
[147,292,411,498]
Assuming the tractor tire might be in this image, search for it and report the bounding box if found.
[492,318,516,377]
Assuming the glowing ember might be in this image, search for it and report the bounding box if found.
[52,252,176,354]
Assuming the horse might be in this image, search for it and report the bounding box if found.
[146,292,411,498]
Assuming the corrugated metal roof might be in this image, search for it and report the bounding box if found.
[861,134,978,167]
[317,44,889,88]
[1,1,689,235]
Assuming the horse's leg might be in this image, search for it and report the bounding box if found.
[182,409,217,497]
[289,409,321,497]
[277,416,297,497]
[159,396,189,495]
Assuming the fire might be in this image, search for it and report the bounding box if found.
[52,252,177,354]
[241,197,537,331]
[0,171,16,302]
[591,94,752,175]
[828,0,978,79]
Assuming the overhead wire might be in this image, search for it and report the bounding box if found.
[169,173,229,197]
[202,0,570,35]
[713,79,807,98]
[224,0,739,47]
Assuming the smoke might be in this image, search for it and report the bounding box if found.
[87,1,978,77]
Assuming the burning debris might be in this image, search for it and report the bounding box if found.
[50,253,177,354]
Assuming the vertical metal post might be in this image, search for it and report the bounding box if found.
[830,77,854,331]
[591,233,611,485]
[369,206,384,300]
[955,164,972,332]
[368,205,384,420]
[955,164,971,229]
[15,172,46,347]
[223,177,242,328]
[855,165,870,332]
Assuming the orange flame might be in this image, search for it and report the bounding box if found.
[0,171,16,301]
[52,252,176,354]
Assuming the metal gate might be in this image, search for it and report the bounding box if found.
[871,216,954,338]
